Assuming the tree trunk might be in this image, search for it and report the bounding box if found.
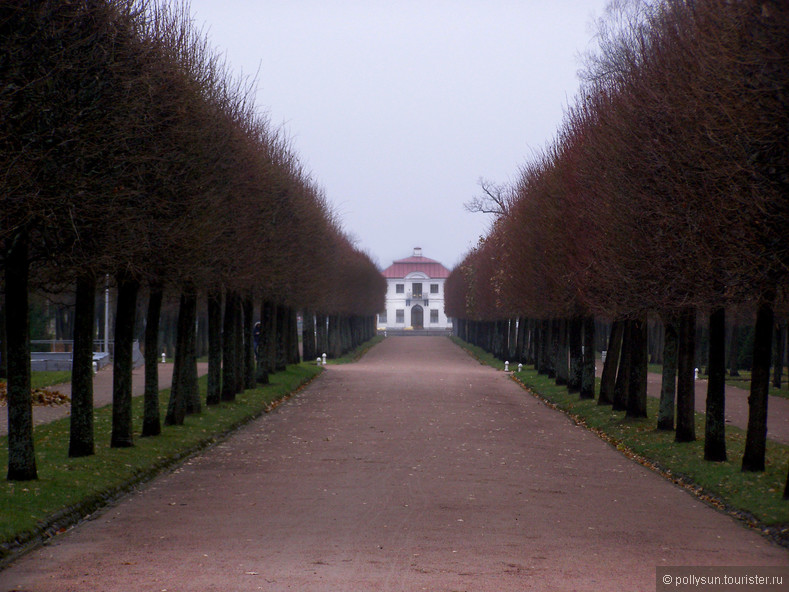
[568,316,583,394]
[580,315,596,399]
[626,317,648,418]
[599,319,623,405]
[675,307,696,443]
[232,292,244,394]
[773,321,785,389]
[288,307,300,364]
[704,307,727,461]
[111,275,139,448]
[555,319,569,386]
[742,289,775,472]
[657,316,678,430]
[0,300,7,379]
[206,290,222,405]
[243,296,255,390]
[141,287,163,437]
[5,234,37,480]
[274,303,288,370]
[182,289,200,416]
[69,274,97,456]
[221,290,238,402]
[256,299,273,384]
[613,320,632,411]
[302,310,316,363]
[315,313,328,358]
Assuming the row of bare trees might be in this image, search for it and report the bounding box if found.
[447,0,788,484]
[0,1,384,481]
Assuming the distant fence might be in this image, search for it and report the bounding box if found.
[25,340,142,372]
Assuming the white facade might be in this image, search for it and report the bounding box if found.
[378,248,452,331]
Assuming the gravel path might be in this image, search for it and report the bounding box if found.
[1,337,785,591]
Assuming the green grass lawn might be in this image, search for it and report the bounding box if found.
[0,362,323,562]
[451,337,789,540]
[30,371,72,390]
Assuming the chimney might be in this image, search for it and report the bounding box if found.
[413,247,422,257]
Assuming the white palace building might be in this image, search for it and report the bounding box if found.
[378,248,453,333]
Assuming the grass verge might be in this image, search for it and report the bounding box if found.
[450,337,789,546]
[0,362,322,566]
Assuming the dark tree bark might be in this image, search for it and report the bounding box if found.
[182,289,200,416]
[773,321,785,389]
[599,319,624,405]
[111,275,139,448]
[141,287,163,437]
[243,296,255,390]
[233,294,244,394]
[742,289,775,472]
[580,315,596,399]
[5,234,37,480]
[704,307,727,462]
[302,310,317,363]
[328,314,341,359]
[613,320,632,411]
[206,290,222,405]
[675,307,696,443]
[69,274,96,456]
[545,319,557,378]
[555,319,569,386]
[257,299,274,383]
[287,306,300,364]
[657,316,678,430]
[275,303,288,370]
[626,317,648,418]
[166,288,199,425]
[315,313,328,358]
[221,291,239,402]
[0,301,7,379]
[568,316,583,394]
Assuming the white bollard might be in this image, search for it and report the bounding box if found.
[504,361,509,372]
[317,357,322,366]
[322,353,327,365]
[92,361,98,375]
[518,363,523,372]
[162,352,166,364]
[694,368,699,380]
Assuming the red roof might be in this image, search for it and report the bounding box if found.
[381,256,450,279]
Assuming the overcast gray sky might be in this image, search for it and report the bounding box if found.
[187,0,609,269]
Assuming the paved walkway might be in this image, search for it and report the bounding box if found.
[1,338,786,591]
[0,362,209,436]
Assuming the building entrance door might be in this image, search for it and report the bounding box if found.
[411,305,424,329]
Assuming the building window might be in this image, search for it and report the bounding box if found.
[430,309,439,324]
[412,283,423,298]
[430,283,439,294]
[396,309,404,323]
[395,284,404,294]
[378,312,387,324]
